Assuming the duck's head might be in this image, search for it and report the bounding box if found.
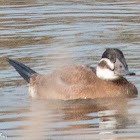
[96,48,135,80]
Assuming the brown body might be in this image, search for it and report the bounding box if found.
[29,65,137,100]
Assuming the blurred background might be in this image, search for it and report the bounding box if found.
[0,0,140,139]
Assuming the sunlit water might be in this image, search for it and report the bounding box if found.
[0,0,140,139]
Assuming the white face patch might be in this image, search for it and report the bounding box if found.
[99,58,114,70]
[96,58,119,80]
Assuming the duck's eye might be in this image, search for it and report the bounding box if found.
[109,56,116,63]
[106,55,116,63]
[107,55,111,59]
[120,65,123,69]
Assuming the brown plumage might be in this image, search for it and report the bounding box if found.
[29,65,137,100]
[8,48,138,100]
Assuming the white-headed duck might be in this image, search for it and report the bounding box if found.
[8,48,138,100]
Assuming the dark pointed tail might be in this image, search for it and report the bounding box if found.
[8,58,37,83]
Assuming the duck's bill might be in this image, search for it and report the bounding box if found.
[126,72,136,76]
[116,69,136,76]
[114,58,136,76]
[123,70,136,76]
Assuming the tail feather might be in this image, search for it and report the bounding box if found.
[8,58,37,83]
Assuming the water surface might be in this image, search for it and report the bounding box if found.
[0,0,140,139]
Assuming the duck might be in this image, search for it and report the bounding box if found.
[8,48,138,100]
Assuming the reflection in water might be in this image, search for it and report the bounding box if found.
[22,101,51,140]
[21,98,136,139]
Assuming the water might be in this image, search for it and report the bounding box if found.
[0,0,140,139]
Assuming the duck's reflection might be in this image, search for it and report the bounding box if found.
[22,97,137,139]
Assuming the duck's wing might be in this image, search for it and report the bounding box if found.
[51,65,97,86]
